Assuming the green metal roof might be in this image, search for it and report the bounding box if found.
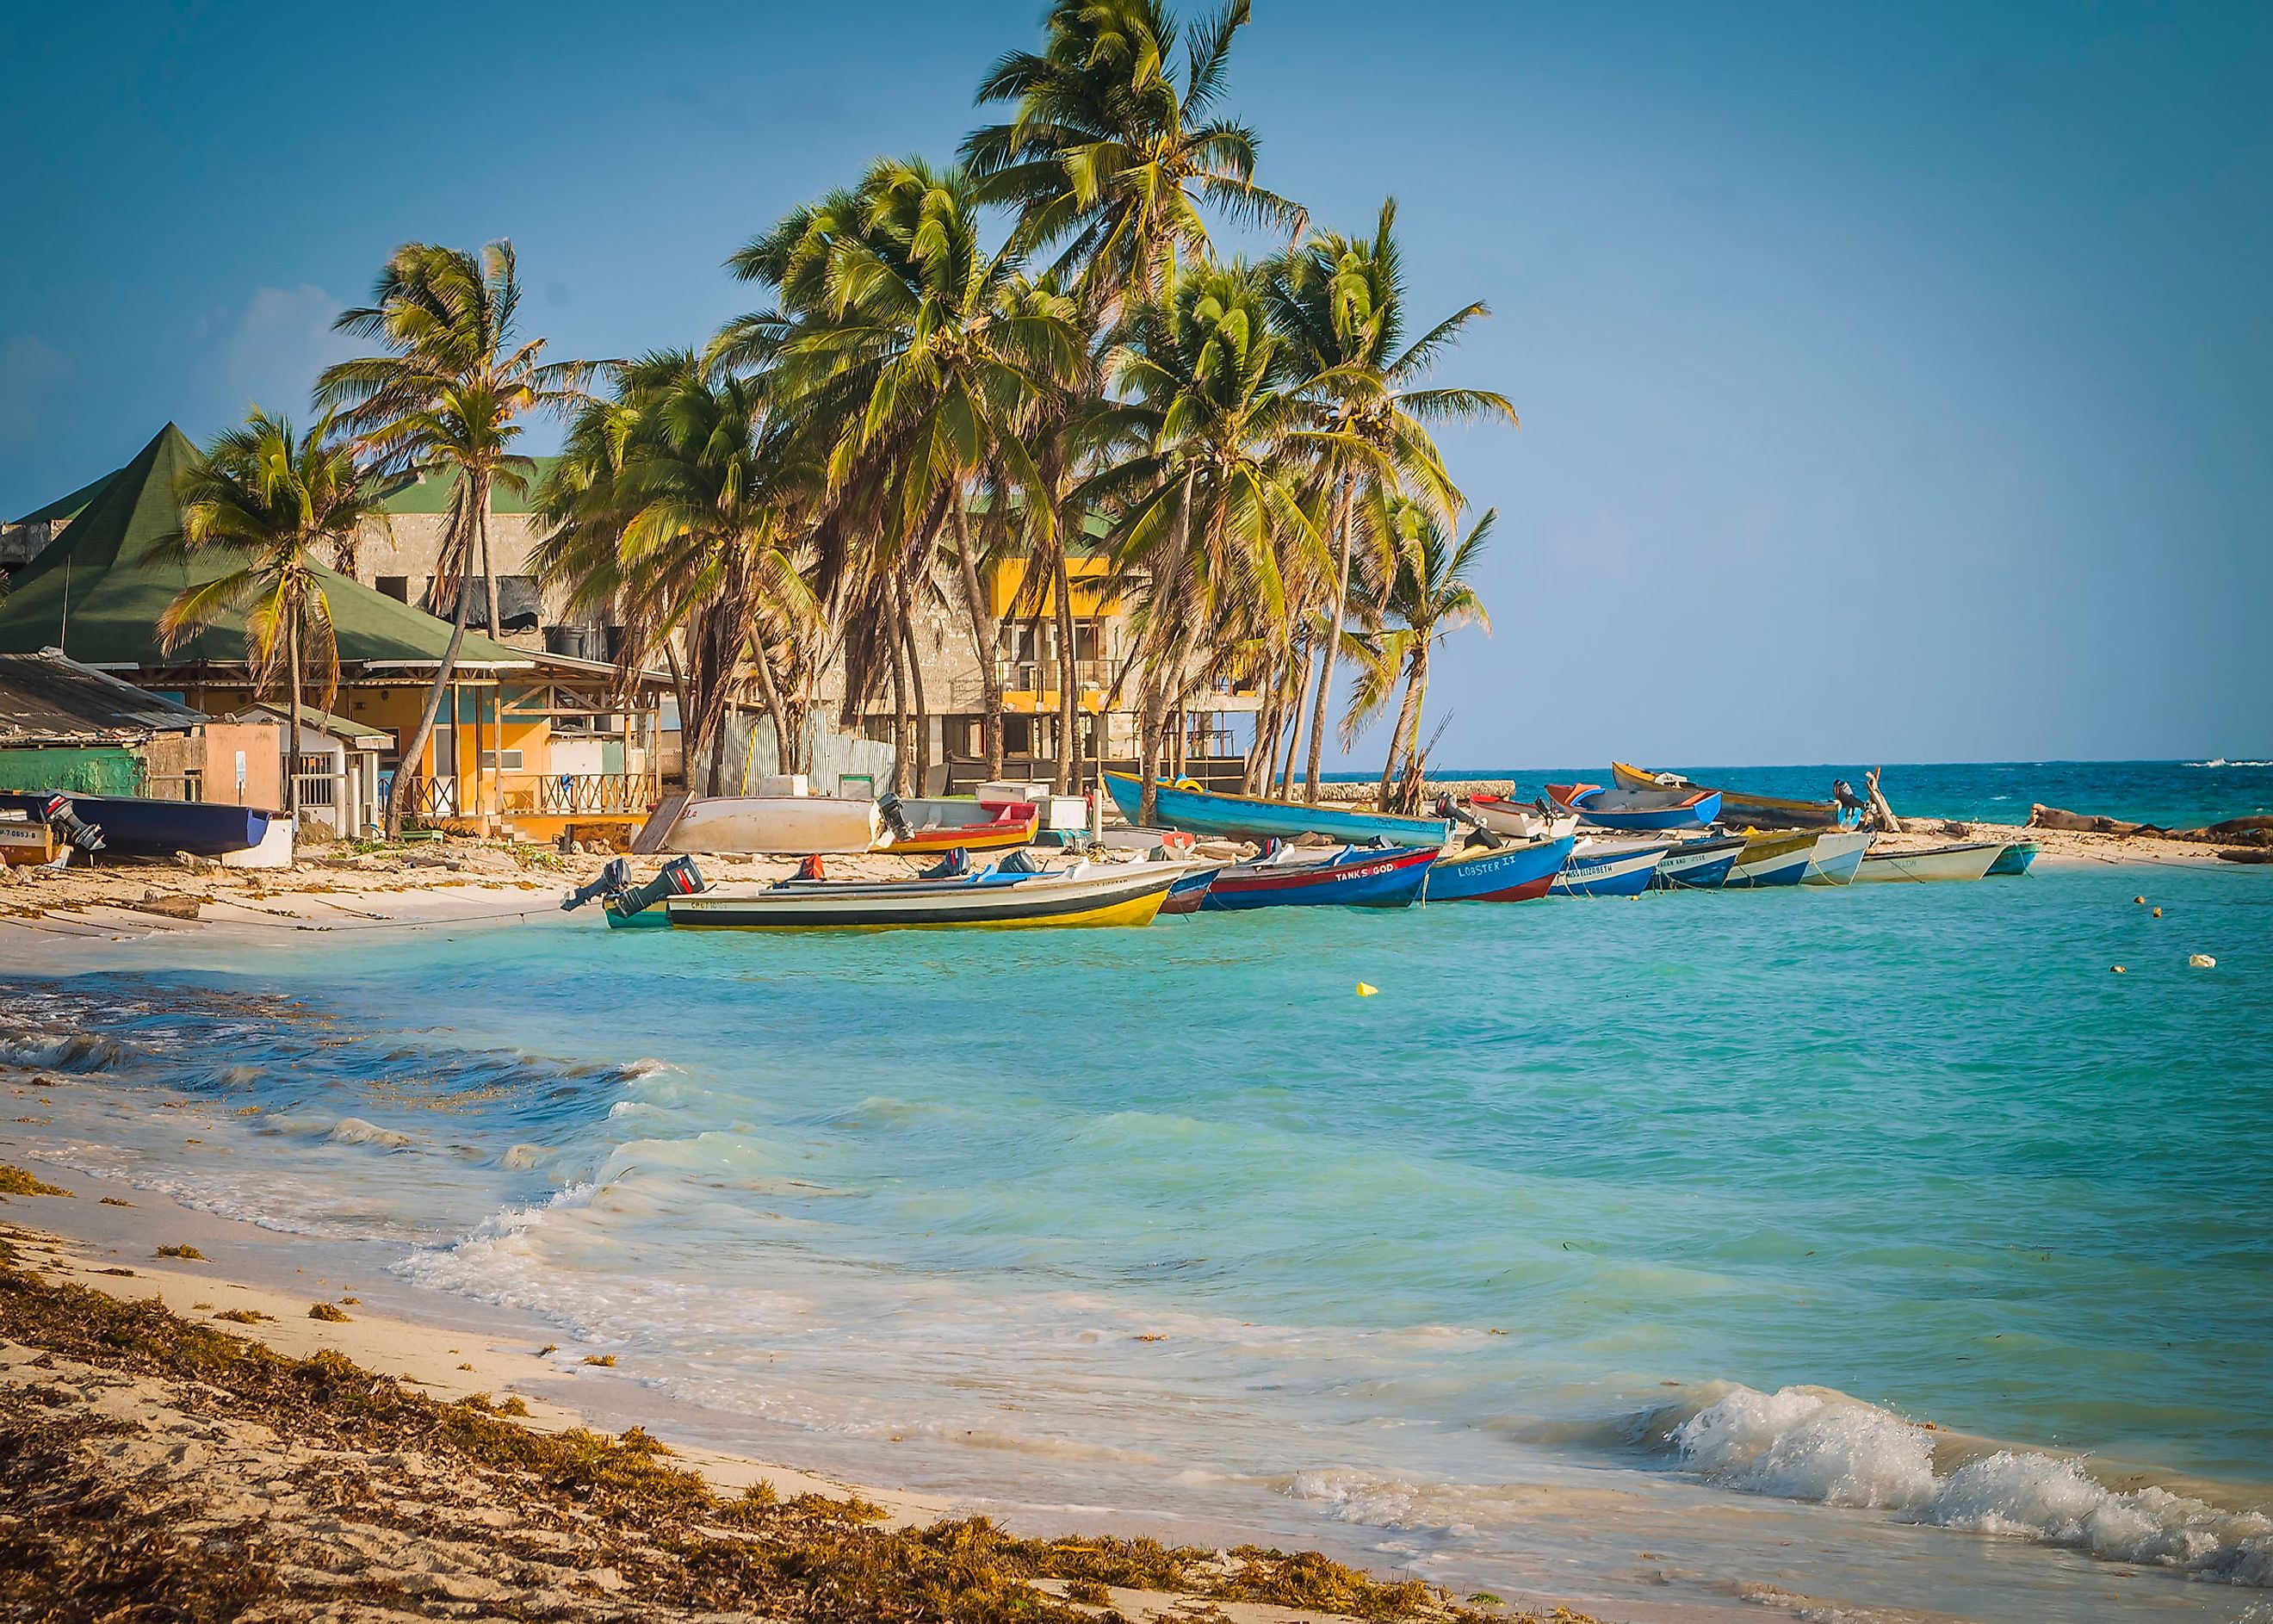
[0,425,531,672]
[377,458,560,516]
[233,699,393,746]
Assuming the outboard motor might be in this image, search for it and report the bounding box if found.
[921,847,972,879]
[876,790,914,845]
[997,848,1049,874]
[41,793,105,853]
[562,855,704,914]
[562,857,631,911]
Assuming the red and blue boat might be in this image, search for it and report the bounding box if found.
[1648,834,1748,890]
[1419,835,1576,902]
[1104,771,1450,847]
[1199,843,1439,911]
[1545,782,1721,834]
[1550,838,1669,897]
[1160,863,1225,914]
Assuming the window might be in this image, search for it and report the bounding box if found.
[1002,715,1033,756]
[376,576,409,603]
[480,749,525,772]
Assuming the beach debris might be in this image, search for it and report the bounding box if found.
[99,1196,133,1206]
[2190,954,2217,969]
[307,1301,350,1322]
[582,1353,617,1367]
[1355,982,1378,997]
[0,1164,73,1197]
[214,1307,270,1323]
[155,1243,205,1259]
[537,1343,558,1357]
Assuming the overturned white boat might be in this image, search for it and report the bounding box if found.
[660,793,882,855]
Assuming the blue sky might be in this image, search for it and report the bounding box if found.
[5,1,2267,766]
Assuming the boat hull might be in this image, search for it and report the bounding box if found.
[883,797,1037,854]
[1551,840,1668,897]
[666,865,1175,929]
[1160,864,1223,914]
[0,790,273,857]
[1650,834,1747,890]
[1725,831,1818,889]
[1987,840,2039,876]
[1855,842,2003,883]
[1802,830,1874,885]
[1466,797,1579,842]
[1421,835,1576,902]
[1103,772,1450,847]
[1201,845,1438,910]
[662,796,882,855]
[1546,783,1722,833]
[1612,762,1844,829]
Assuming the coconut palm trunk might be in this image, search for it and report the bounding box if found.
[386,499,478,837]
[1303,476,1356,803]
[1374,650,1422,813]
[285,604,304,822]
[1051,548,1080,794]
[951,497,1005,782]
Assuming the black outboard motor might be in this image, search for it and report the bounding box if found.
[41,793,105,853]
[876,790,914,845]
[921,847,972,879]
[562,855,704,914]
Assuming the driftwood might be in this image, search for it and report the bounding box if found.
[2217,847,2273,865]
[2030,804,2272,844]
[2028,804,2162,836]
[1864,767,1903,834]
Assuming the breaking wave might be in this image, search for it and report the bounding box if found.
[1658,1384,2273,1584]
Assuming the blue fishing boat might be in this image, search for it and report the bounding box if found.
[1987,840,2039,876]
[1649,834,1747,889]
[0,790,274,858]
[1420,835,1576,902]
[1550,839,1668,897]
[1161,863,1223,914]
[1200,843,1438,910]
[1103,772,1450,847]
[1545,782,1722,834]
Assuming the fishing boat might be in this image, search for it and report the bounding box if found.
[1802,829,1874,886]
[880,796,1037,855]
[1199,842,1439,911]
[1159,862,1224,914]
[0,790,274,858]
[1723,830,1819,889]
[1648,833,1748,890]
[1550,838,1669,897]
[1987,840,2040,876]
[1545,782,1721,834]
[668,858,1179,930]
[660,794,882,855]
[1102,772,1450,847]
[1421,834,1576,902]
[1461,795,1579,841]
[1855,841,2004,883]
[1612,761,1846,830]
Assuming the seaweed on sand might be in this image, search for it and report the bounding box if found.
[0,1255,1579,1624]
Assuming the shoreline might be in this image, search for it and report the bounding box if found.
[0,1200,1592,1624]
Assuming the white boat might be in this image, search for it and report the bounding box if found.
[1855,841,2004,883]
[1465,796,1580,841]
[660,795,882,855]
[1802,829,1874,885]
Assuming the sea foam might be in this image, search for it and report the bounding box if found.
[1673,1385,2273,1583]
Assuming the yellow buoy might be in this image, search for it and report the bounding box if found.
[2134,896,2146,905]
[1355,982,1378,997]
[2111,964,2127,974]
[2190,954,2217,969]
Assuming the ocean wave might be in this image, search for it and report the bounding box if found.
[1665,1385,2273,1583]
[325,1116,415,1149]
[0,1025,130,1071]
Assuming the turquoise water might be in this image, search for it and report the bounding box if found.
[5,835,2271,1617]
[1378,759,2273,832]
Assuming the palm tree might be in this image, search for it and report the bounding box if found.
[963,0,1304,305]
[1084,263,1359,824]
[1341,498,1495,812]
[536,354,816,797]
[1267,199,1515,804]
[315,240,583,834]
[149,410,387,822]
[721,158,1081,789]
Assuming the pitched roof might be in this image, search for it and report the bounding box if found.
[231,699,392,747]
[0,648,205,747]
[0,425,531,673]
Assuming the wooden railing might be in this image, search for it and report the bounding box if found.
[399,772,658,821]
